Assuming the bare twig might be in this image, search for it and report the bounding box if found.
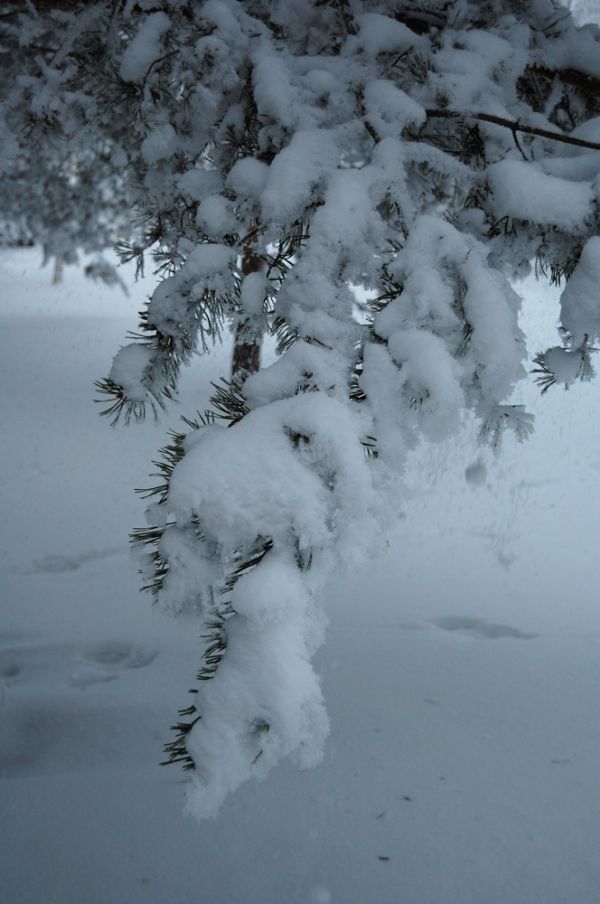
[425,108,600,152]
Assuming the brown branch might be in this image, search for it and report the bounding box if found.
[425,108,600,152]
[510,122,529,161]
[531,65,600,99]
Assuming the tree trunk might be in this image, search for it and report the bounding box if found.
[52,254,64,285]
[232,246,263,380]
[232,321,261,377]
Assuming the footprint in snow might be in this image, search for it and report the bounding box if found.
[0,659,21,680]
[0,642,159,777]
[69,642,158,688]
[432,616,536,640]
[31,546,123,574]
[0,699,147,777]
[0,641,158,691]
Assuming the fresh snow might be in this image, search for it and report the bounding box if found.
[487,159,595,229]
[119,11,171,83]
[3,0,600,892]
[2,249,600,902]
[109,344,155,403]
[141,122,177,165]
[351,13,424,56]
[559,235,600,343]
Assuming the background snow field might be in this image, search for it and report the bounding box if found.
[1,249,600,902]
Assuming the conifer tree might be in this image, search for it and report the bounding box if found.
[0,2,135,280]
[3,0,600,817]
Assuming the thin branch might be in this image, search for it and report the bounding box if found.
[425,109,600,152]
[510,122,529,161]
[556,67,600,98]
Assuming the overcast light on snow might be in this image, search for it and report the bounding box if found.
[1,248,600,903]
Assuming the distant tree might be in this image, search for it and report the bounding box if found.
[3,0,600,817]
[0,2,134,282]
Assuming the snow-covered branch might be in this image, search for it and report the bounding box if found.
[425,108,600,152]
[4,0,600,818]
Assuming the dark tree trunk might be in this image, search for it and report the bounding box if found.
[232,246,263,380]
[232,321,261,378]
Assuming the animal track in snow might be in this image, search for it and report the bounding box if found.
[69,643,158,688]
[82,642,157,669]
[0,658,21,680]
[432,616,536,640]
[0,640,160,776]
[1,701,114,776]
[31,546,123,574]
[0,640,158,691]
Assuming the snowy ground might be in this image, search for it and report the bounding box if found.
[1,248,600,903]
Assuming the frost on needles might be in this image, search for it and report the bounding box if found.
[3,0,600,818]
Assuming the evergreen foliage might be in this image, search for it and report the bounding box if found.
[3,0,600,817]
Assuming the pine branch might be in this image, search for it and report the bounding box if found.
[161,536,274,770]
[425,109,600,152]
[134,429,187,504]
[535,242,582,285]
[531,345,596,394]
[130,376,251,605]
[209,377,250,425]
[95,286,226,424]
[532,350,559,393]
[94,376,167,425]
[479,405,535,447]
[530,65,600,100]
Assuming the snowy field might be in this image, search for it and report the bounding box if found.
[1,247,600,904]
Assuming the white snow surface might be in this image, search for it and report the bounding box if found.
[2,249,600,901]
[559,235,600,342]
[119,11,171,82]
[487,158,595,228]
[141,122,177,165]
[351,13,424,56]
[109,343,154,402]
[569,0,600,25]
[363,79,426,138]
